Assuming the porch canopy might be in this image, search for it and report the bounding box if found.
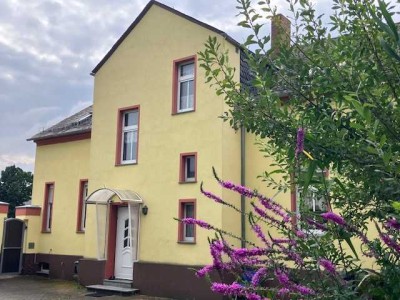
[86,188,143,205]
[85,188,143,260]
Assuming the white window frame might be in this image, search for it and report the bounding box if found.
[184,155,195,182]
[183,202,195,242]
[177,61,195,113]
[121,110,138,164]
[45,184,54,231]
[297,186,328,236]
[80,181,88,231]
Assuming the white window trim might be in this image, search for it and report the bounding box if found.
[177,62,195,113]
[80,182,88,231]
[46,185,54,231]
[121,111,138,164]
[184,156,195,182]
[296,186,328,236]
[183,203,195,242]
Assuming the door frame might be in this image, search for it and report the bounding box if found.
[104,202,140,279]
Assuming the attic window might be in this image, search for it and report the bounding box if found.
[78,113,92,123]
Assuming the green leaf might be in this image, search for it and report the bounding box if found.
[343,235,359,260]
[381,39,400,61]
[378,0,399,41]
[303,160,317,195]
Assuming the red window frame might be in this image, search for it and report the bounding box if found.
[179,152,197,183]
[178,199,196,243]
[76,179,88,233]
[172,55,197,114]
[41,182,55,233]
[115,105,140,166]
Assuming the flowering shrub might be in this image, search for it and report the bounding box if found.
[191,0,400,297]
[180,168,400,299]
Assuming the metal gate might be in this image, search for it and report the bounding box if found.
[0,219,25,273]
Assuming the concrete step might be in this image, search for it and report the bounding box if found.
[86,284,139,295]
[103,278,133,288]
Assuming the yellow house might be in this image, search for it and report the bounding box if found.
[17,1,297,299]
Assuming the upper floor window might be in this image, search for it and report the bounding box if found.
[172,56,196,114]
[179,152,197,183]
[116,106,140,165]
[42,183,54,232]
[76,180,88,233]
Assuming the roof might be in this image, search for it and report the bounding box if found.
[28,105,93,142]
[90,0,242,75]
[86,188,143,205]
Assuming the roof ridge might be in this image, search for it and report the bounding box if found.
[90,0,241,75]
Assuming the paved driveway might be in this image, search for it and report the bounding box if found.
[0,275,171,300]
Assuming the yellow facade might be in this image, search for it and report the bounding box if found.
[25,2,247,273]
[30,139,90,256]
[86,5,242,265]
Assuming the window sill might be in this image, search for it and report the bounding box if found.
[172,109,195,115]
[115,162,138,167]
[179,180,197,184]
[41,230,51,234]
[76,230,85,234]
[178,241,196,245]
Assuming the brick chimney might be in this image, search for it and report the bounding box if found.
[271,14,291,55]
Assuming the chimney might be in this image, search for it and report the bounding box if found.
[271,14,291,55]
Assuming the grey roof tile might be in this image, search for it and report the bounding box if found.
[28,105,93,141]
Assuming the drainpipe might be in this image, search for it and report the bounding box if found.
[240,126,246,248]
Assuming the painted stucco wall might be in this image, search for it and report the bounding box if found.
[0,203,9,251]
[86,5,242,265]
[30,139,90,256]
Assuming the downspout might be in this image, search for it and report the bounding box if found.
[240,126,246,248]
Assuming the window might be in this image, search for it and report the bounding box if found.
[293,169,331,233]
[42,183,54,232]
[76,180,88,232]
[172,56,196,114]
[116,106,140,165]
[179,152,197,183]
[178,200,196,243]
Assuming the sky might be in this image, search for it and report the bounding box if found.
[0,0,351,173]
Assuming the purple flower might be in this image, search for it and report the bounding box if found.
[380,232,400,255]
[259,196,290,223]
[277,288,290,296]
[210,240,224,269]
[295,230,306,238]
[211,282,243,296]
[275,269,290,285]
[219,180,255,198]
[196,265,214,278]
[294,284,315,295]
[386,218,400,230]
[181,218,212,229]
[318,258,336,274]
[201,189,225,204]
[233,248,265,258]
[321,212,346,226]
[251,267,267,286]
[295,127,305,158]
[305,218,328,231]
[251,224,271,247]
[245,293,263,300]
[253,205,282,226]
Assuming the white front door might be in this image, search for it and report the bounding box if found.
[114,206,134,279]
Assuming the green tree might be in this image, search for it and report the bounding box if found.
[199,0,400,226]
[194,0,400,298]
[0,165,33,217]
